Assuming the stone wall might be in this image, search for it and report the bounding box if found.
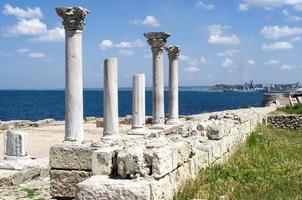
[49,106,276,200]
[267,114,302,130]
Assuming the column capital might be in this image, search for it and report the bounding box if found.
[144,32,170,55]
[56,7,89,31]
[165,45,180,60]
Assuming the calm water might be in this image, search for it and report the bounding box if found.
[0,90,263,121]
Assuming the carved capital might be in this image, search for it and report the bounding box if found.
[165,46,180,60]
[56,7,89,31]
[144,32,170,55]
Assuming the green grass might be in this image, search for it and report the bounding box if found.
[22,188,38,199]
[277,103,302,114]
[176,126,302,200]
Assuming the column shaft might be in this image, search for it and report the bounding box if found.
[103,58,119,136]
[65,30,84,141]
[132,74,145,129]
[153,50,164,125]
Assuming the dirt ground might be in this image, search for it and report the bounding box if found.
[0,122,131,160]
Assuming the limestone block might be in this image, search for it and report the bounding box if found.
[92,147,118,175]
[152,141,192,179]
[207,123,225,140]
[50,144,95,170]
[150,175,175,200]
[4,130,28,157]
[75,175,152,200]
[117,146,148,179]
[0,167,41,187]
[50,169,91,198]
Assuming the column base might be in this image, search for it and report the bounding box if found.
[166,119,180,125]
[4,155,31,161]
[150,123,166,130]
[101,134,121,143]
[128,127,146,135]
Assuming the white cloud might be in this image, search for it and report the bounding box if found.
[2,4,43,19]
[208,24,240,45]
[281,64,295,70]
[33,27,64,42]
[282,10,302,22]
[261,26,302,39]
[238,0,302,11]
[185,66,200,72]
[115,39,144,48]
[264,59,279,65]
[27,52,46,58]
[262,42,293,51]
[196,1,215,10]
[17,48,30,54]
[0,52,10,57]
[118,49,134,56]
[100,39,113,50]
[221,57,234,67]
[248,59,255,65]
[179,54,190,61]
[4,18,47,36]
[129,15,160,27]
[216,49,239,57]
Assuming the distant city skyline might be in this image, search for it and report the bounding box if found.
[1,0,302,89]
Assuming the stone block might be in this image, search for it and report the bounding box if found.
[50,144,95,170]
[75,175,152,200]
[152,141,192,179]
[117,146,149,179]
[150,175,175,200]
[50,169,91,198]
[4,130,28,157]
[92,147,117,175]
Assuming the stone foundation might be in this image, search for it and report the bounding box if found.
[267,114,302,130]
[49,106,276,199]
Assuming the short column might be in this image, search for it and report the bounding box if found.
[144,32,170,129]
[4,130,29,160]
[103,58,119,137]
[129,74,145,134]
[56,7,89,142]
[166,46,180,125]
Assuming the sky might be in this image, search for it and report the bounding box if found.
[1,0,302,89]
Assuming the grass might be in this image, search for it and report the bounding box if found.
[277,103,302,114]
[176,125,302,200]
[22,188,45,199]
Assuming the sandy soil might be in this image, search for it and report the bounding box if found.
[0,122,131,160]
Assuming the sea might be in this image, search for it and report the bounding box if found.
[0,90,264,121]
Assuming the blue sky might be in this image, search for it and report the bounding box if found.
[1,0,302,89]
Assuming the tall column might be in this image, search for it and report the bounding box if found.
[144,32,170,129]
[166,46,180,125]
[129,74,145,134]
[56,7,89,142]
[103,58,119,137]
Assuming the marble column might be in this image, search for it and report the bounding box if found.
[166,46,180,125]
[129,74,145,134]
[144,32,170,129]
[103,58,119,137]
[4,130,29,160]
[56,7,89,142]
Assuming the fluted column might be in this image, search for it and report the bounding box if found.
[166,46,180,125]
[103,58,119,137]
[144,32,170,129]
[56,7,89,142]
[129,74,145,134]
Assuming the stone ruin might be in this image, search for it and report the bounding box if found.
[0,6,277,200]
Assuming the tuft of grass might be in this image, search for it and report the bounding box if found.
[23,188,38,198]
[277,103,302,114]
[176,125,302,200]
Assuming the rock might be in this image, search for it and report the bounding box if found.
[96,119,103,127]
[50,169,91,198]
[84,116,96,122]
[92,147,118,175]
[50,144,96,170]
[75,175,152,200]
